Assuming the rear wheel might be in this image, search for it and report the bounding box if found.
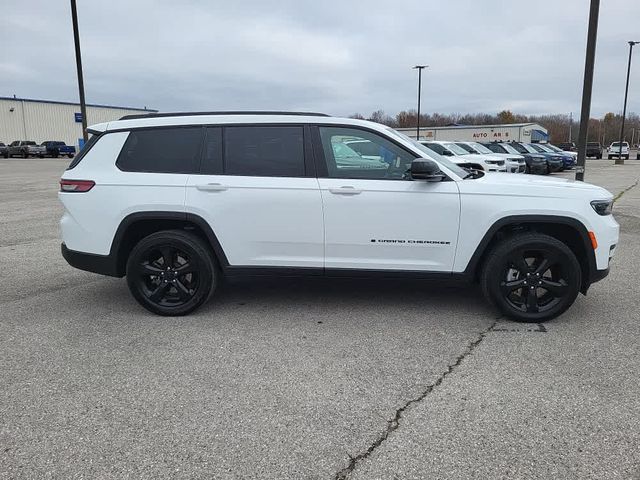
[22,151,28,159]
[480,233,581,322]
[126,230,217,316]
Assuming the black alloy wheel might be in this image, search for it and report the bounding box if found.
[126,230,217,316]
[481,233,581,322]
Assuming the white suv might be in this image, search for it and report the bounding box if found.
[455,141,526,173]
[420,141,507,172]
[60,112,619,322]
[607,142,630,160]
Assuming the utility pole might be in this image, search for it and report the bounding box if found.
[616,41,639,164]
[569,112,573,142]
[413,65,428,140]
[575,0,600,181]
[70,0,88,144]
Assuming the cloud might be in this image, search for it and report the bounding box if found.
[1,0,638,117]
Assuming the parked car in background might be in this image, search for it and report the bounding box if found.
[547,143,578,161]
[558,142,577,152]
[41,141,76,158]
[7,141,46,158]
[509,142,562,172]
[420,141,507,172]
[455,141,526,173]
[607,142,629,160]
[0,142,8,158]
[482,141,548,175]
[586,142,603,159]
[530,143,575,170]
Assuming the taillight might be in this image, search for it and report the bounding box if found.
[59,179,95,192]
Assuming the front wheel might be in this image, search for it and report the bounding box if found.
[126,230,217,316]
[480,233,581,322]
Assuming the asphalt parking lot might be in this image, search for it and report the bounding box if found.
[1,158,639,479]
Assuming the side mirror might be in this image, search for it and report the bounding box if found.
[411,158,445,182]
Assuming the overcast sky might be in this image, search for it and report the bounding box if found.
[1,0,638,117]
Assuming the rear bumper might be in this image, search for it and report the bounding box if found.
[590,267,609,284]
[61,243,122,277]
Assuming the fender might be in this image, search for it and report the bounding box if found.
[463,214,597,287]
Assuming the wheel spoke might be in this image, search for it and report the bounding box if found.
[533,253,559,275]
[174,279,192,301]
[511,253,530,274]
[161,247,174,268]
[540,278,568,297]
[148,283,170,303]
[174,262,194,275]
[500,279,525,295]
[140,263,163,276]
[525,287,539,313]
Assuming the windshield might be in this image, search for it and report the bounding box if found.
[469,142,494,154]
[442,143,470,155]
[501,143,523,154]
[520,143,540,154]
[386,128,468,178]
[611,142,628,147]
[535,144,554,153]
[455,143,476,154]
[545,144,562,152]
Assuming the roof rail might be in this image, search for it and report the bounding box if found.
[118,111,331,121]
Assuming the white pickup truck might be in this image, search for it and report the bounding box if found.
[607,142,629,160]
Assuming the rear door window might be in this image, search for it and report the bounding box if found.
[116,127,202,174]
[223,126,305,177]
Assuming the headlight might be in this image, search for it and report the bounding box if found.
[590,200,613,215]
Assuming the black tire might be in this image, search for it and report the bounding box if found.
[624,155,629,160]
[480,233,581,322]
[67,154,73,158]
[126,230,217,316]
[23,151,28,159]
[608,155,612,160]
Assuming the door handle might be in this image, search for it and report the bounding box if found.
[329,186,362,195]
[196,183,228,192]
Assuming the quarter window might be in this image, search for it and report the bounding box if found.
[223,126,305,177]
[116,127,202,174]
[319,127,414,180]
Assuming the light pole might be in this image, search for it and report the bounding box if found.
[575,0,600,181]
[413,65,428,140]
[70,0,88,144]
[568,112,573,142]
[616,40,639,164]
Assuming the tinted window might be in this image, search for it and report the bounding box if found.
[224,126,304,177]
[67,134,100,170]
[116,127,202,174]
[319,127,414,180]
[422,142,446,155]
[456,143,476,153]
[510,143,528,154]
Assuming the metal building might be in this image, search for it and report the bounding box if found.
[0,96,157,148]
[397,122,549,143]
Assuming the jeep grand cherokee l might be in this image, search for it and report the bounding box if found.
[59,112,618,322]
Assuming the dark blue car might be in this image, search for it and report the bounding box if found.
[529,143,575,169]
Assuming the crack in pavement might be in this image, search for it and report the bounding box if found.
[333,320,498,480]
[613,177,640,203]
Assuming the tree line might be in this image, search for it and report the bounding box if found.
[349,109,640,146]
